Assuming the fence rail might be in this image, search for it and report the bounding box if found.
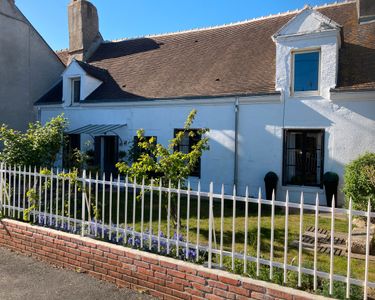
[0,164,373,299]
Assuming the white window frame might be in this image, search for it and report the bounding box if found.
[71,77,81,105]
[291,49,321,97]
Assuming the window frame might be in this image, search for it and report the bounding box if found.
[174,128,202,178]
[282,129,325,188]
[291,49,321,97]
[71,77,81,104]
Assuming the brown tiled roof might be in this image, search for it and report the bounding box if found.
[56,50,69,66]
[43,1,374,104]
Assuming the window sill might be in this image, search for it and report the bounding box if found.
[281,185,323,192]
[291,91,320,98]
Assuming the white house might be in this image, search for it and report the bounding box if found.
[35,0,375,206]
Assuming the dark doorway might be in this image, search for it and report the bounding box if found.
[94,136,119,175]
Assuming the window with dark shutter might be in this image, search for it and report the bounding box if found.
[174,129,201,178]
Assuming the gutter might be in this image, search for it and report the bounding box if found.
[234,97,240,188]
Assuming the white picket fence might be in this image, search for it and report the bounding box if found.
[0,164,374,299]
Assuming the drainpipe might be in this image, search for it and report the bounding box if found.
[234,97,240,187]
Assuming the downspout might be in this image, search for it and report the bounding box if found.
[234,97,240,187]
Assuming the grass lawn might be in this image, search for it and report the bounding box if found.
[96,191,374,291]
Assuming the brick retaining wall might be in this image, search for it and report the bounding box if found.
[0,219,328,300]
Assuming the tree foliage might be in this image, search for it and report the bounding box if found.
[116,109,209,188]
[343,152,375,211]
[0,115,68,167]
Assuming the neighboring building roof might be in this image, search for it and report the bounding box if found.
[39,1,375,104]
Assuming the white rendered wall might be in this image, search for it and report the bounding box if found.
[39,93,375,206]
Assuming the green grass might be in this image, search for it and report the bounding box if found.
[89,191,374,299]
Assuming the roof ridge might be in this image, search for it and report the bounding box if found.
[105,0,354,43]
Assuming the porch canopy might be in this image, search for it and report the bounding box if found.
[67,124,126,136]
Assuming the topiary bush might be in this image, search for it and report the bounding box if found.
[343,152,375,211]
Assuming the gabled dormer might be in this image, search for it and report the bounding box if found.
[62,60,103,106]
[272,6,342,99]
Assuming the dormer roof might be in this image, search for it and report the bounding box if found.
[272,6,341,40]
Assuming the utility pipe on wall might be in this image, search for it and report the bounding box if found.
[234,97,239,188]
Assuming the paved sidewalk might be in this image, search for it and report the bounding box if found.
[0,247,154,300]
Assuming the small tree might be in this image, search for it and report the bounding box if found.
[0,114,68,167]
[116,109,209,224]
[343,152,375,211]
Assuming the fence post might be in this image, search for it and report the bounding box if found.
[283,190,289,284]
[298,192,304,287]
[81,169,86,237]
[0,162,3,214]
[364,200,371,300]
[208,181,213,269]
[346,197,353,299]
[329,195,335,295]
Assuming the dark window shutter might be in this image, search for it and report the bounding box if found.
[94,136,101,167]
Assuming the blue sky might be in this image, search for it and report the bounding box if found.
[17,0,337,51]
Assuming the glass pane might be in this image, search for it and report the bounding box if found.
[286,132,304,184]
[294,52,319,92]
[304,132,322,185]
[73,80,81,102]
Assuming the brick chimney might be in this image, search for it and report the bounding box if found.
[357,0,375,23]
[68,0,103,61]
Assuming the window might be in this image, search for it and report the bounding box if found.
[174,129,201,178]
[283,129,324,187]
[132,136,157,162]
[71,78,81,103]
[292,51,320,94]
[63,134,80,169]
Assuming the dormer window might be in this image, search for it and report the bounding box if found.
[292,50,320,95]
[71,78,81,103]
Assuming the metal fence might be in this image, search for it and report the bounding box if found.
[0,164,373,299]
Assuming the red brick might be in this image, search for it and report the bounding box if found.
[171,289,191,300]
[115,279,131,289]
[137,267,153,276]
[177,265,197,275]
[148,276,165,286]
[228,285,250,297]
[107,258,122,267]
[108,270,123,280]
[243,282,266,293]
[197,270,218,280]
[206,295,224,300]
[102,274,117,284]
[94,266,108,275]
[141,256,158,265]
[218,276,240,286]
[186,274,206,285]
[173,277,192,287]
[126,252,141,260]
[213,288,236,299]
[151,264,166,274]
[207,280,228,291]
[167,269,186,279]
[118,256,133,264]
[267,288,293,300]
[160,260,177,269]
[97,245,110,252]
[192,282,212,293]
[185,288,205,297]
[134,260,150,269]
[110,248,126,256]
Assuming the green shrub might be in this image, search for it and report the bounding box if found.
[343,152,375,211]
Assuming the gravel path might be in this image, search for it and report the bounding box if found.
[0,247,154,300]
